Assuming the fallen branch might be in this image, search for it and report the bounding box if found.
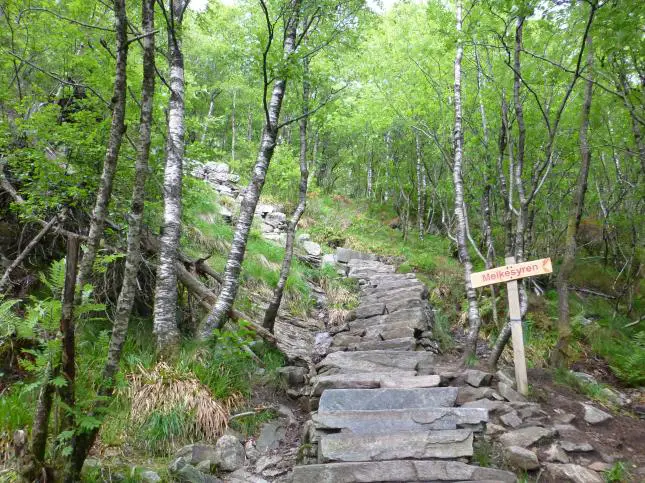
[570,286,616,300]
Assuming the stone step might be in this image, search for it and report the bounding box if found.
[319,429,473,462]
[362,285,428,303]
[316,350,434,375]
[349,307,429,330]
[313,407,488,433]
[379,374,441,388]
[292,460,517,483]
[310,372,417,396]
[361,278,426,295]
[348,337,417,352]
[318,387,458,412]
[362,272,417,286]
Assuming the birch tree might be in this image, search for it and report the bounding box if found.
[75,0,129,293]
[452,0,483,363]
[201,0,302,335]
[153,0,190,355]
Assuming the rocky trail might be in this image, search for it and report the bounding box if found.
[168,248,644,483]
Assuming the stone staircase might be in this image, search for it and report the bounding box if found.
[292,253,517,482]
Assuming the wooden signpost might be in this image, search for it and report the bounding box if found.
[471,256,553,396]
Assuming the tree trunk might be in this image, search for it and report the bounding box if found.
[452,0,482,365]
[263,57,310,331]
[367,148,373,198]
[415,130,424,239]
[67,1,156,474]
[153,0,188,355]
[201,0,301,336]
[552,34,594,368]
[231,89,237,162]
[76,0,128,294]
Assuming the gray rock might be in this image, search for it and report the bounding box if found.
[291,460,516,483]
[588,461,612,472]
[276,366,307,387]
[276,404,296,425]
[600,387,630,407]
[175,443,218,466]
[310,371,417,395]
[350,307,429,330]
[581,403,613,424]
[214,434,245,471]
[545,463,604,483]
[379,375,441,388]
[544,443,570,463]
[168,457,218,483]
[195,460,215,474]
[256,421,286,452]
[499,426,556,448]
[460,398,511,414]
[572,371,597,385]
[313,407,488,433]
[335,248,377,263]
[354,303,386,319]
[265,211,287,227]
[496,370,516,388]
[464,369,493,387]
[486,423,506,436]
[219,206,232,223]
[321,253,336,268]
[350,337,416,352]
[554,411,577,424]
[318,387,459,412]
[256,203,274,216]
[498,382,526,402]
[312,332,333,362]
[319,429,473,462]
[255,455,282,473]
[561,440,594,452]
[302,240,322,256]
[296,233,311,243]
[504,445,540,470]
[140,470,161,483]
[500,411,523,428]
[456,386,496,405]
[227,469,269,483]
[316,350,434,375]
[260,222,274,233]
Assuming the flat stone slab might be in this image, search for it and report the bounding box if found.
[316,350,434,375]
[350,307,429,330]
[361,278,426,295]
[363,285,428,303]
[318,387,458,412]
[335,248,377,263]
[348,267,395,278]
[360,322,416,340]
[319,429,473,462]
[545,463,604,483]
[379,375,441,388]
[310,372,417,396]
[292,460,516,483]
[354,302,386,319]
[313,407,488,433]
[349,337,417,352]
[363,273,417,286]
[499,426,556,448]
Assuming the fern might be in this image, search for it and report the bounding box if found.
[610,331,645,386]
[0,298,21,338]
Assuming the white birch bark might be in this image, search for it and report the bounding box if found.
[201,0,301,335]
[153,0,188,354]
[452,0,482,363]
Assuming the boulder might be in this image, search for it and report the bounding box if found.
[140,470,162,483]
[498,426,556,448]
[504,446,540,470]
[276,366,307,387]
[296,233,311,243]
[500,411,523,428]
[256,204,274,216]
[545,463,604,483]
[496,369,516,388]
[464,369,493,387]
[321,253,336,268]
[498,382,526,402]
[544,443,570,463]
[316,349,434,375]
[214,435,245,472]
[561,441,594,452]
[175,443,218,466]
[581,403,612,424]
[302,240,322,256]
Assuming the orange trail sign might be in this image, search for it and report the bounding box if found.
[470,258,552,288]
